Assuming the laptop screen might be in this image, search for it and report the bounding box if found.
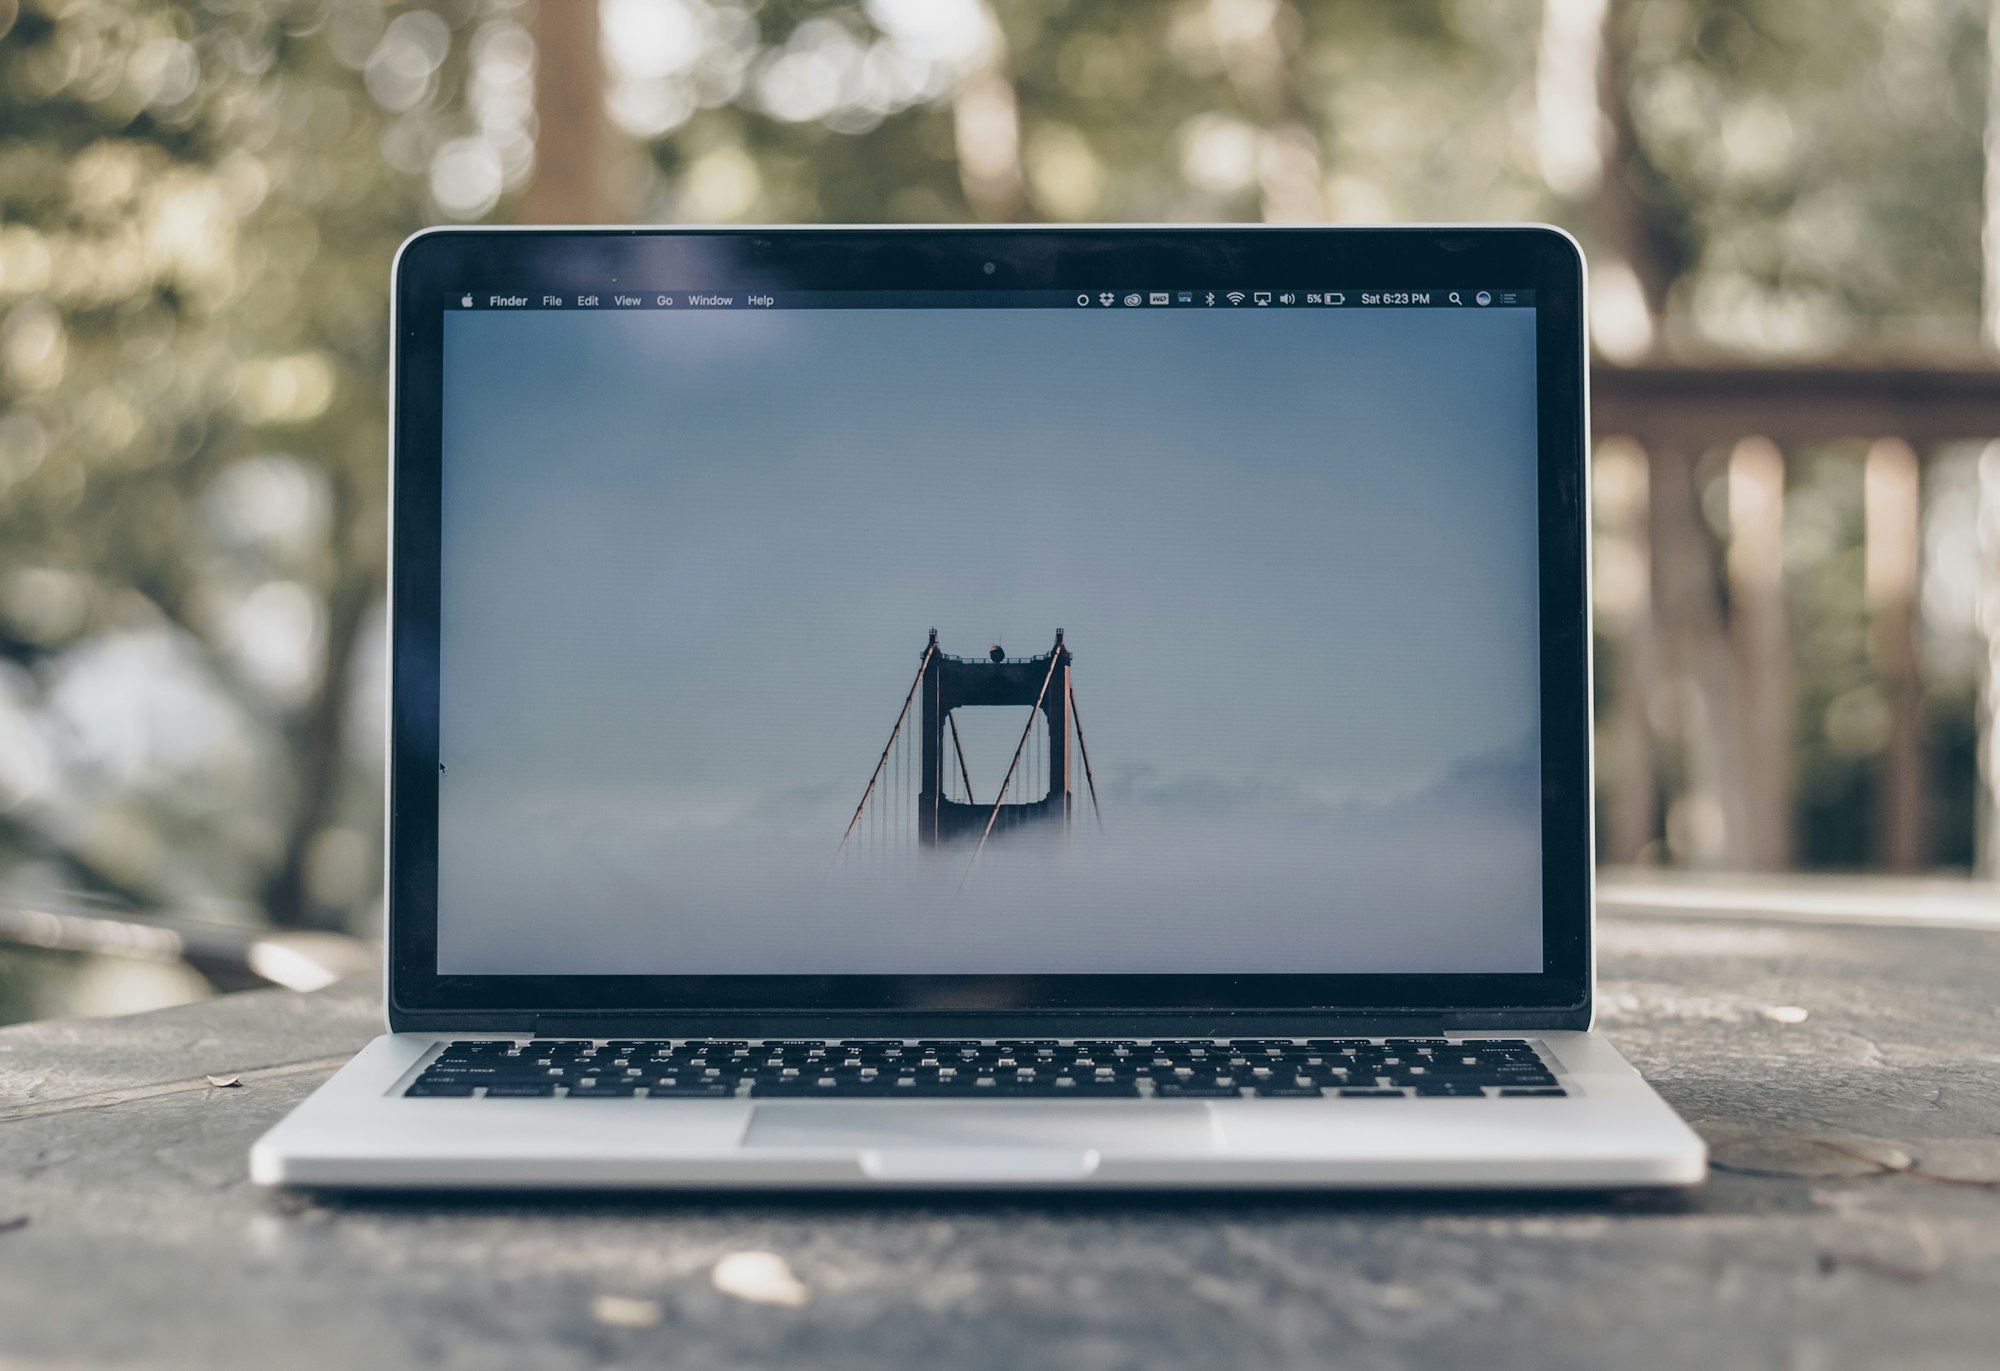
[432,286,1543,978]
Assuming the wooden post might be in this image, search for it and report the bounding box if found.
[1727,437,1794,870]
[1979,0,2000,870]
[1866,439,1927,871]
[1984,0,2000,354]
[519,0,612,225]
[1975,442,2000,876]
[1592,438,1658,863]
[1649,444,1750,867]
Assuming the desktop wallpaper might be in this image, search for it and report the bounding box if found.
[433,303,1544,975]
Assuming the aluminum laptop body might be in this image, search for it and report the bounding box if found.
[252,225,1706,1190]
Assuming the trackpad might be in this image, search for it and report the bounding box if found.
[743,1103,1217,1155]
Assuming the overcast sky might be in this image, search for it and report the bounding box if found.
[440,305,1539,797]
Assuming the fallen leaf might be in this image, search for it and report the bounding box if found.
[591,1294,662,1328]
[711,1250,810,1308]
[205,1075,241,1088]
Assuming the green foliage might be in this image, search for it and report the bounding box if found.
[0,0,1988,1003]
[1609,0,1986,352]
[0,0,466,929]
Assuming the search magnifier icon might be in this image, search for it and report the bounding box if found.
[1448,291,1463,305]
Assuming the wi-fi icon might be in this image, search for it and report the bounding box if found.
[1226,291,1247,306]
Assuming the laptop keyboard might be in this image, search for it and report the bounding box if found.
[401,1038,1565,1099]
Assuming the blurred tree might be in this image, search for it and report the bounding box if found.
[0,0,1991,997]
[588,0,1481,226]
[0,0,513,930]
[1586,0,1985,358]
[519,0,611,221]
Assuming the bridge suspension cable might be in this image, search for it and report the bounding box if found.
[830,638,936,873]
[1067,679,1102,830]
[948,712,977,805]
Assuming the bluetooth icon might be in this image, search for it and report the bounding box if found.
[1205,291,1215,306]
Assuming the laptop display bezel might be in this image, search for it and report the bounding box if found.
[385,225,1592,1028]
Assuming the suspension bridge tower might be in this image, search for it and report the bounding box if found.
[920,630,1071,845]
[831,630,1102,869]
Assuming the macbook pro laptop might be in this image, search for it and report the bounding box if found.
[252,225,1706,1189]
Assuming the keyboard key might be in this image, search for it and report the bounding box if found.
[1338,1089,1408,1098]
[1499,1087,1569,1098]
[1152,1084,1244,1099]
[643,1085,735,1098]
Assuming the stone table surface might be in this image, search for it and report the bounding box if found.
[2,908,1999,1371]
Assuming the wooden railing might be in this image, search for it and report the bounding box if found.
[1590,361,2000,875]
[1594,364,2000,446]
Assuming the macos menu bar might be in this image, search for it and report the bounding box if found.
[447,288,1536,311]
